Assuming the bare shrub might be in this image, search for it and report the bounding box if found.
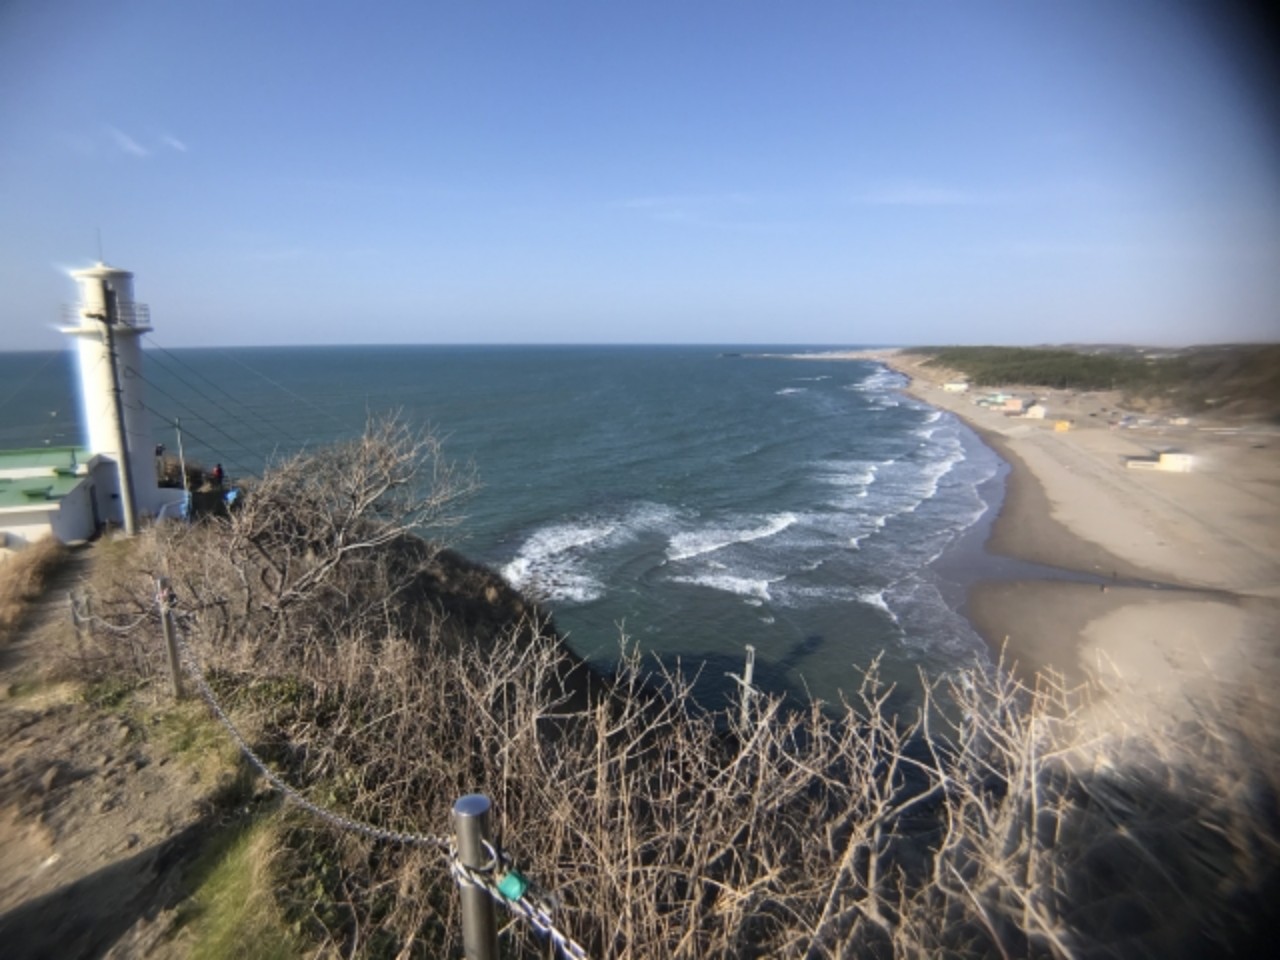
[48,534,167,686]
[214,414,475,647]
[180,619,1278,958]
[82,420,1279,958]
[0,536,67,644]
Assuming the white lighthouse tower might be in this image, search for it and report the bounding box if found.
[59,262,170,532]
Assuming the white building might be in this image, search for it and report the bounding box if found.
[0,448,108,549]
[1126,451,1195,473]
[1,262,183,550]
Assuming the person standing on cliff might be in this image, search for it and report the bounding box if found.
[210,463,224,487]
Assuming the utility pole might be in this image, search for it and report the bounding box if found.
[175,417,191,519]
[99,281,139,535]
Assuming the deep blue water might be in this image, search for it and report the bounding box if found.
[0,345,1000,706]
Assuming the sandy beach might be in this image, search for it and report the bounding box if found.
[787,349,1280,726]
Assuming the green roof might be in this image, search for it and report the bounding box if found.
[0,446,88,471]
[0,473,86,510]
[0,447,91,511]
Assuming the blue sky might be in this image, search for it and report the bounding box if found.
[2,0,1276,349]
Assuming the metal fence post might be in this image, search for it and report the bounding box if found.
[453,793,498,960]
[726,644,757,728]
[155,576,184,699]
[68,591,83,656]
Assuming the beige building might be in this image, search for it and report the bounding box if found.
[1127,451,1195,473]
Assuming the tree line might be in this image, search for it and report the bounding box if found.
[901,346,1188,392]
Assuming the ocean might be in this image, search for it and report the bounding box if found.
[1,345,1003,707]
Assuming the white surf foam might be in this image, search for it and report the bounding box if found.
[502,502,680,604]
[899,454,961,508]
[848,512,889,548]
[667,512,799,562]
[815,460,879,489]
[858,589,901,625]
[500,518,619,602]
[501,556,604,604]
[848,366,906,393]
[671,572,781,602]
[519,518,619,557]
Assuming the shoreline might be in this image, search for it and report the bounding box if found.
[780,349,1280,719]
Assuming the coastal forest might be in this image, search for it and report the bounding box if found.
[905,343,1280,419]
[3,417,1274,959]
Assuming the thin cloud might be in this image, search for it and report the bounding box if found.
[160,134,188,153]
[106,125,150,158]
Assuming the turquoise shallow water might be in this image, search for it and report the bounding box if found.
[0,345,1001,707]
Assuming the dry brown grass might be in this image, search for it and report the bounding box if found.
[70,420,1280,959]
[0,537,67,645]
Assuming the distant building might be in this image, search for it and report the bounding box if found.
[1023,402,1048,419]
[977,392,1015,408]
[942,380,970,393]
[1126,451,1194,473]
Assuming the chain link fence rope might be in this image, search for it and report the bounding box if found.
[171,620,592,960]
[452,854,592,960]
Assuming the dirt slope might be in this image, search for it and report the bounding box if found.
[0,545,217,959]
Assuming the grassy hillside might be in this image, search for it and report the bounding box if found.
[1176,344,1280,419]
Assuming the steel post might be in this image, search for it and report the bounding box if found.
[453,793,498,960]
[155,576,183,699]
